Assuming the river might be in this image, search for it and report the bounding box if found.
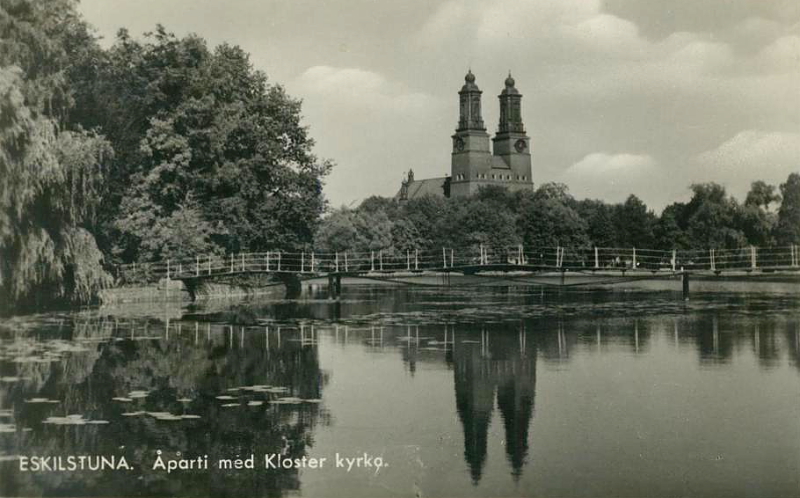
[1,285,798,497]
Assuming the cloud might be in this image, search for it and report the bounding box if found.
[293,66,449,206]
[693,130,800,198]
[77,0,800,210]
[296,66,439,115]
[756,35,800,73]
[560,153,672,206]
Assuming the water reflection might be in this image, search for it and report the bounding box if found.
[1,287,799,497]
[450,326,536,483]
[0,317,327,497]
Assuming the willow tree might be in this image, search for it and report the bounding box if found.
[0,0,112,311]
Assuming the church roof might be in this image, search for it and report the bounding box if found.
[396,177,448,200]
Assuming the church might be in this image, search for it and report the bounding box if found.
[398,70,533,200]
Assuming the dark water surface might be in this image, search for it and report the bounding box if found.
[1,286,798,497]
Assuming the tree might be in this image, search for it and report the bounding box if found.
[313,209,359,254]
[0,0,97,119]
[314,208,393,255]
[654,203,690,250]
[683,183,746,249]
[577,199,617,248]
[74,29,332,261]
[738,181,779,247]
[518,184,589,250]
[1,1,113,310]
[390,218,421,253]
[400,195,453,251]
[452,200,520,256]
[613,195,656,248]
[0,68,112,310]
[745,180,780,210]
[775,173,800,245]
[360,196,400,219]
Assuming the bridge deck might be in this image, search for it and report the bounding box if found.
[114,245,800,287]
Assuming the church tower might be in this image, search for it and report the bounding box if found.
[400,71,533,201]
[450,70,492,198]
[450,71,533,198]
[492,73,532,184]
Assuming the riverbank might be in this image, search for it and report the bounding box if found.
[97,270,800,307]
[99,279,287,305]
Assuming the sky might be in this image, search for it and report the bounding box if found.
[78,0,800,212]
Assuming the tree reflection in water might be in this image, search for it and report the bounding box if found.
[1,286,799,497]
[0,316,327,497]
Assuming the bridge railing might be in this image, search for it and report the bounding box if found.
[113,244,800,284]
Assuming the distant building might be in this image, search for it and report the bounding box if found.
[398,70,533,200]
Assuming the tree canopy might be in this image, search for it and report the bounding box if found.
[70,27,331,261]
[315,176,800,260]
[1,1,112,310]
[0,1,331,311]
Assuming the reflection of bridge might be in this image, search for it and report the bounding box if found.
[115,245,800,299]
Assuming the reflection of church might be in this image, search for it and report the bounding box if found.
[398,71,534,200]
[451,327,537,483]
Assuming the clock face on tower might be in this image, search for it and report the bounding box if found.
[514,139,526,153]
[454,137,465,151]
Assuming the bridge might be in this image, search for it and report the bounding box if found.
[114,244,800,300]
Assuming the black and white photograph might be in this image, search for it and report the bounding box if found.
[1,0,799,497]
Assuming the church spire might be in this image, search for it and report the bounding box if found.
[457,70,485,131]
[498,72,524,134]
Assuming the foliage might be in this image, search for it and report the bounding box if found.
[0,68,112,309]
[314,208,393,255]
[654,203,690,250]
[682,183,747,249]
[612,195,656,248]
[2,3,331,311]
[775,173,800,244]
[745,180,780,209]
[0,0,95,119]
[115,193,222,262]
[518,184,589,249]
[577,199,616,248]
[315,174,800,259]
[71,30,332,261]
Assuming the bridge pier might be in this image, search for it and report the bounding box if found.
[184,279,198,302]
[682,272,690,300]
[328,274,342,299]
[278,273,302,299]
